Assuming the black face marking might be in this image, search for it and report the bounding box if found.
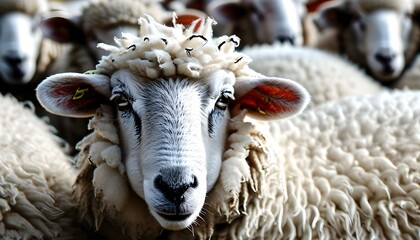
[132,109,142,142]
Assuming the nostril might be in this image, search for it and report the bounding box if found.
[277,36,295,45]
[190,175,198,189]
[4,55,24,66]
[375,53,395,65]
[154,173,199,204]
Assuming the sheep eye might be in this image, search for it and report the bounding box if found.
[215,90,234,110]
[110,92,131,111]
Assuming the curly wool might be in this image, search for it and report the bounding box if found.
[0,94,88,240]
[0,0,48,15]
[95,15,257,80]
[352,0,414,13]
[197,90,420,239]
[81,0,167,29]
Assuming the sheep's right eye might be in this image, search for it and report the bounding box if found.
[110,93,131,111]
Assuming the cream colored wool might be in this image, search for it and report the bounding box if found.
[0,0,48,16]
[81,0,167,29]
[194,90,420,239]
[0,94,89,240]
[95,16,256,79]
[242,43,386,108]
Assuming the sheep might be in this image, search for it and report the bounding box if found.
[35,15,420,239]
[241,42,386,108]
[41,0,206,62]
[206,0,318,46]
[0,93,90,240]
[0,0,95,153]
[313,0,420,86]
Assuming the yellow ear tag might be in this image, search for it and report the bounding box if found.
[73,88,89,100]
[257,107,267,115]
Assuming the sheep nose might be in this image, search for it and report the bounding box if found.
[4,55,25,66]
[277,35,295,45]
[154,168,198,205]
[375,52,395,66]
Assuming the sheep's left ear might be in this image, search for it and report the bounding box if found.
[232,76,310,120]
[36,73,111,118]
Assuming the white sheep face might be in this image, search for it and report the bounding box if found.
[353,9,411,81]
[208,0,308,45]
[36,69,309,232]
[111,69,233,230]
[0,12,42,84]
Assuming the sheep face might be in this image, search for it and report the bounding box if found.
[353,9,410,81]
[36,69,309,232]
[207,0,308,45]
[111,69,233,230]
[0,12,42,84]
[316,0,417,82]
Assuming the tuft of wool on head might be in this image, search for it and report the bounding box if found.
[95,15,257,80]
[81,0,167,29]
[0,0,48,16]
[352,0,414,13]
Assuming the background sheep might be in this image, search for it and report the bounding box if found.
[0,93,89,240]
[242,43,385,107]
[206,0,318,46]
[313,0,420,86]
[36,16,420,239]
[41,0,206,62]
[0,0,94,152]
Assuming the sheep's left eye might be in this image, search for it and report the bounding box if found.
[110,93,130,111]
[215,90,234,110]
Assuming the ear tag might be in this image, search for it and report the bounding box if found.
[73,88,89,100]
[258,108,267,115]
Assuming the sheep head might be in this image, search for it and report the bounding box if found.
[207,0,309,46]
[36,16,309,234]
[315,0,420,82]
[0,0,48,84]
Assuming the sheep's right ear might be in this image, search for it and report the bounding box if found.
[314,0,355,30]
[232,76,310,120]
[36,73,111,118]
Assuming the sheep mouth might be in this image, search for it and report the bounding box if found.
[157,213,192,221]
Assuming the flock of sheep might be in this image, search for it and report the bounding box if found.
[1,0,420,239]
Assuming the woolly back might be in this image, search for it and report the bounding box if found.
[0,0,48,16]
[81,0,167,29]
[352,0,414,13]
[94,15,256,80]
